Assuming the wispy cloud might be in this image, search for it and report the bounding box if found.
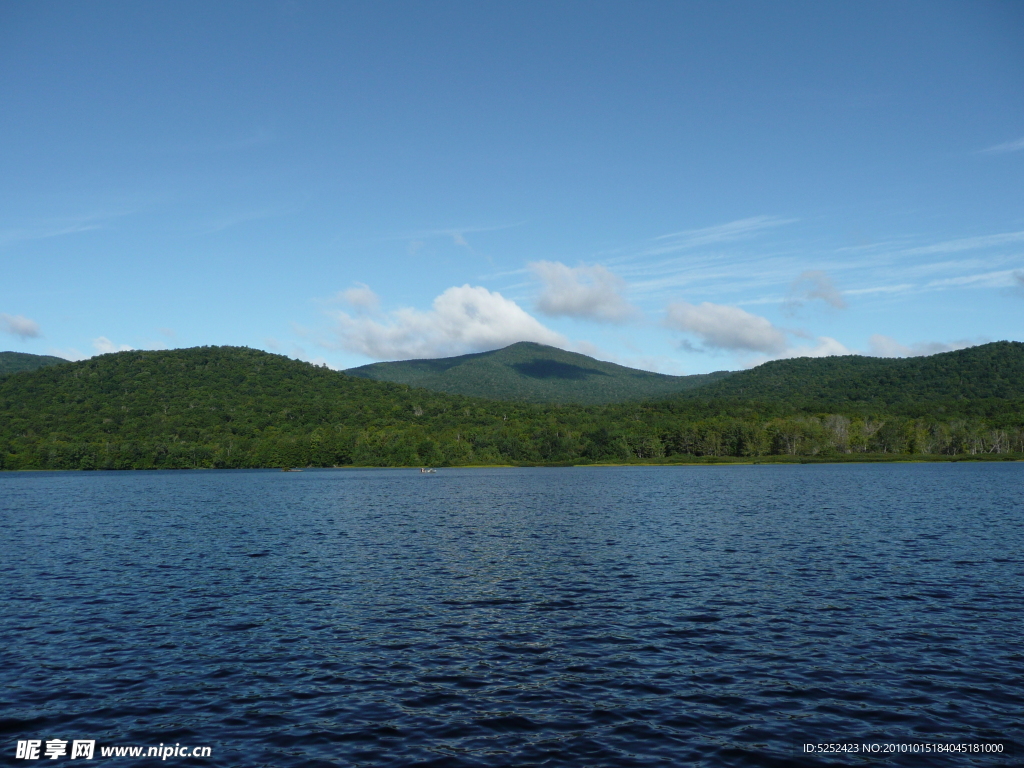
[900,230,1024,256]
[338,283,380,312]
[617,223,1024,307]
[923,269,1021,290]
[609,216,797,264]
[393,222,527,242]
[193,207,294,236]
[980,136,1024,154]
[0,216,107,249]
[784,270,847,312]
[843,284,915,297]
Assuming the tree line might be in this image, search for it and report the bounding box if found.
[2,346,1022,470]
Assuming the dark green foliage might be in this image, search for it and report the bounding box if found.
[344,341,731,404]
[678,341,1024,415]
[0,351,70,376]
[1,344,1022,471]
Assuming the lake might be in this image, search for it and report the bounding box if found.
[1,464,1021,766]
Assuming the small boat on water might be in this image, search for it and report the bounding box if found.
[281,468,303,472]
[419,467,436,474]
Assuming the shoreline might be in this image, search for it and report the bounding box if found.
[3,453,1022,472]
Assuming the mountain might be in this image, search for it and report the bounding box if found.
[344,342,732,404]
[0,351,69,376]
[0,346,509,469]
[675,341,1024,414]
[1,343,1021,471]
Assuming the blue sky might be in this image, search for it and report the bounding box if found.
[2,1,1022,374]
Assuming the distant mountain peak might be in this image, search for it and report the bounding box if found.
[345,343,730,404]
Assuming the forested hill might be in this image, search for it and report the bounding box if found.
[0,345,498,443]
[2,344,1023,470]
[0,351,69,376]
[345,341,731,404]
[675,341,1024,414]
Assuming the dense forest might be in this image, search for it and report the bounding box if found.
[677,341,1024,414]
[0,351,69,376]
[1,345,1022,470]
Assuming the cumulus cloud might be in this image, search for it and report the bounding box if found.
[530,261,637,323]
[0,313,41,339]
[328,284,566,360]
[786,270,847,311]
[744,336,854,367]
[780,336,853,359]
[92,337,134,355]
[664,301,788,354]
[340,283,380,312]
[868,335,975,358]
[48,347,84,361]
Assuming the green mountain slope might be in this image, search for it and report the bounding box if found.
[345,341,731,403]
[0,345,485,442]
[677,341,1024,414]
[1,344,1022,471]
[0,351,69,376]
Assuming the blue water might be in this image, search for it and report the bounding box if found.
[1,464,1021,766]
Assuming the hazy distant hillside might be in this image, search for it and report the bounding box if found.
[0,351,69,376]
[345,342,732,404]
[677,341,1024,414]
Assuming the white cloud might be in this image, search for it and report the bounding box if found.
[0,313,41,339]
[779,336,853,359]
[744,336,855,368]
[530,261,637,323]
[92,337,134,355]
[787,270,847,310]
[664,301,788,354]
[340,283,380,312]
[980,136,1024,154]
[48,347,84,361]
[288,344,337,369]
[868,335,975,358]
[328,284,566,360]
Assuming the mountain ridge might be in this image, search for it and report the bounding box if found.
[1,343,1022,470]
[675,341,1024,413]
[0,351,70,376]
[345,341,731,404]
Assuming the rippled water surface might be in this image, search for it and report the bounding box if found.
[2,464,1022,766]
